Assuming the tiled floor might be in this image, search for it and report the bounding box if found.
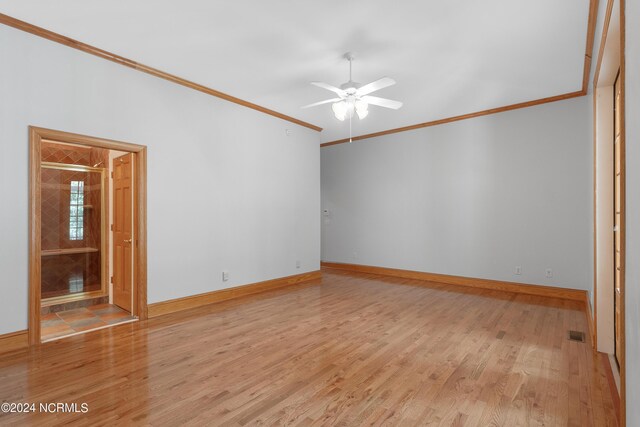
[41,304,136,342]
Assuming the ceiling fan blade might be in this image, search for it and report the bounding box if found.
[311,81,345,96]
[301,98,342,109]
[362,95,403,110]
[356,77,396,96]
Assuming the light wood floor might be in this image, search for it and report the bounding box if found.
[0,269,617,426]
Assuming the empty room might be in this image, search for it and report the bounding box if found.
[0,1,638,426]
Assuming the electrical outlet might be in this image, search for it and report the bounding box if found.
[222,271,229,281]
[545,268,553,278]
[515,266,522,275]
[296,260,301,269]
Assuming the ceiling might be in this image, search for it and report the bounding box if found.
[0,0,590,143]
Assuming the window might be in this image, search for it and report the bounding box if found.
[69,180,84,240]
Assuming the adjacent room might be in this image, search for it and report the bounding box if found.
[0,1,638,425]
[37,137,140,342]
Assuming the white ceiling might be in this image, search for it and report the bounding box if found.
[1,0,590,142]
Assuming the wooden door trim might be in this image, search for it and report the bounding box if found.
[28,128,42,346]
[618,1,625,423]
[592,0,625,423]
[29,126,148,346]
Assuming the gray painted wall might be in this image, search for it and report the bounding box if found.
[0,25,321,335]
[321,96,592,293]
[624,0,639,423]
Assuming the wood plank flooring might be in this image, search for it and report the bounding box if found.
[0,269,617,426]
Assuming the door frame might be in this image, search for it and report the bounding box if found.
[592,0,625,423]
[29,126,148,346]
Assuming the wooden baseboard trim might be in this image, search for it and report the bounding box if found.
[321,262,587,302]
[0,330,29,355]
[584,293,596,350]
[148,270,322,318]
[600,352,621,425]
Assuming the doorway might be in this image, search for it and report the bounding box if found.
[29,127,147,345]
[593,0,625,420]
[613,71,622,367]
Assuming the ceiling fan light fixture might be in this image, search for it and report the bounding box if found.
[355,99,369,119]
[303,52,401,126]
[332,101,347,121]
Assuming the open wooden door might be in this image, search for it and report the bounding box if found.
[113,153,134,313]
[613,72,623,367]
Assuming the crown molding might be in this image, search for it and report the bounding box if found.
[0,13,322,132]
[0,0,598,145]
[321,0,598,147]
[321,90,585,147]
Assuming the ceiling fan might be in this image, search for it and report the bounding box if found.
[302,52,403,122]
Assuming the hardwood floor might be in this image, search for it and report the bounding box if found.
[0,269,617,426]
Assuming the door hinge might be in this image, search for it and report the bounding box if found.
[111,171,114,178]
[110,224,114,231]
[110,276,114,284]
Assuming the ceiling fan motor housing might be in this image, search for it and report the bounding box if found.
[340,81,361,94]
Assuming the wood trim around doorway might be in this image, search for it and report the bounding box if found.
[28,126,148,346]
[592,0,626,423]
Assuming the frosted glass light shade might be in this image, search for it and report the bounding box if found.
[333,99,368,121]
[355,99,369,119]
[332,101,347,121]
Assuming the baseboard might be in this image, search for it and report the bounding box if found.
[0,330,29,355]
[321,262,587,302]
[584,293,596,349]
[600,352,621,425]
[148,270,322,318]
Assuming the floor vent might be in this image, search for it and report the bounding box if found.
[568,330,586,343]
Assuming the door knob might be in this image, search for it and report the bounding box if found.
[124,239,132,244]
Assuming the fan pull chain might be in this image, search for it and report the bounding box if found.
[349,114,352,143]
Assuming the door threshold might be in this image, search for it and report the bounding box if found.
[41,318,138,343]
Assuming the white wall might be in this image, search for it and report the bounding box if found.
[624,0,639,422]
[0,25,320,335]
[322,96,592,292]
